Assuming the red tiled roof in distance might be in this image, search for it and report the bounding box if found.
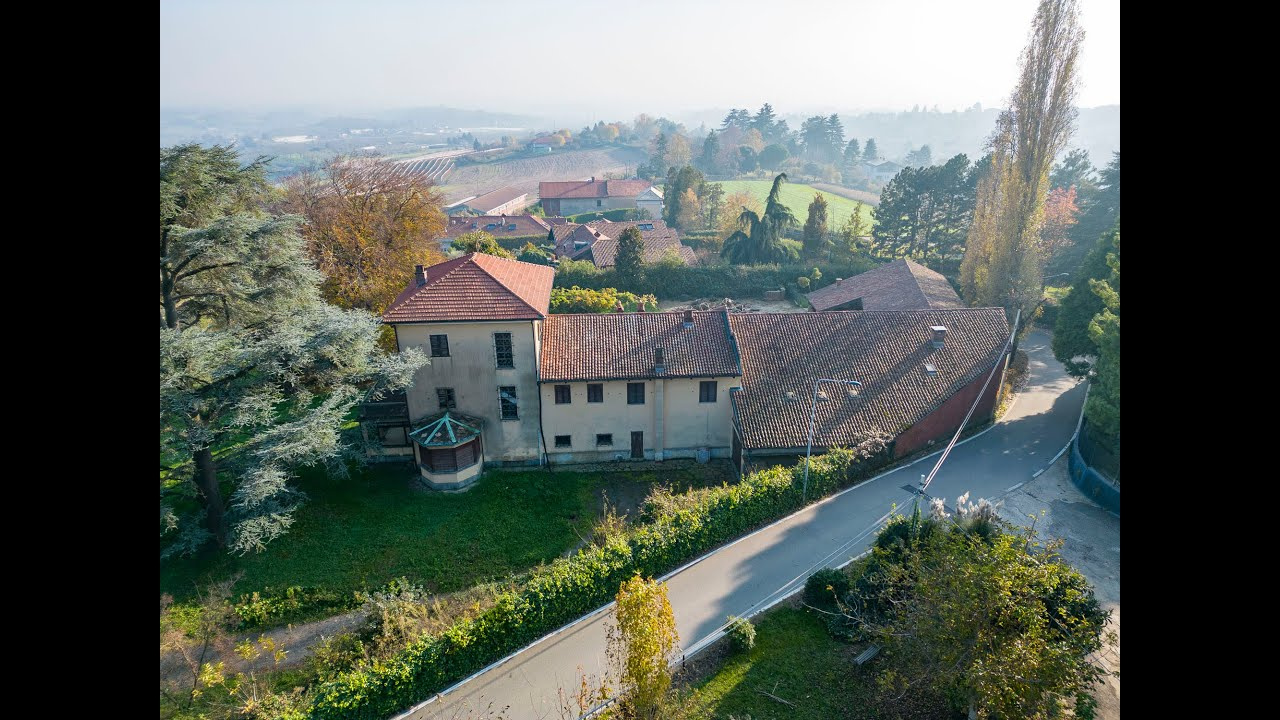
[807,258,964,311]
[383,253,555,323]
[728,309,1009,449]
[441,215,551,239]
[540,310,742,382]
[584,238,697,268]
[463,186,529,213]
[538,179,654,200]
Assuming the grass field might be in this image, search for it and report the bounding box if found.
[718,180,876,232]
[159,461,731,604]
[677,606,949,719]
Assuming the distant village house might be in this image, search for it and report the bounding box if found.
[538,178,662,217]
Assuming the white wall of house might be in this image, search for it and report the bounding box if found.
[556,195,639,215]
[635,197,664,220]
[395,320,544,464]
[539,375,741,463]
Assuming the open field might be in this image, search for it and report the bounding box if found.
[718,180,877,230]
[808,182,880,206]
[436,146,646,205]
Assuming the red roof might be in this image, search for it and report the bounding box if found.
[463,186,529,213]
[538,179,653,200]
[540,311,742,382]
[807,259,963,311]
[383,253,555,323]
[441,215,551,239]
[728,309,1010,449]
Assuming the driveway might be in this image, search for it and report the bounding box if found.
[407,329,1091,719]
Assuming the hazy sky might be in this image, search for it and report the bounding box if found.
[160,0,1119,118]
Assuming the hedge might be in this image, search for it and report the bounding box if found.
[552,258,882,301]
[308,437,890,719]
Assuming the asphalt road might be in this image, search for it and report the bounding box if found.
[408,328,1086,720]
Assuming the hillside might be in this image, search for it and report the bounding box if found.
[717,180,876,230]
[436,146,647,205]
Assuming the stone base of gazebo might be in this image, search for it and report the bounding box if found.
[418,460,483,491]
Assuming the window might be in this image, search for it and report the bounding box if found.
[436,388,456,410]
[596,199,602,207]
[429,334,450,357]
[495,333,514,368]
[499,386,518,420]
[596,433,614,447]
[699,381,718,403]
[587,383,604,403]
[554,385,571,404]
[627,382,645,405]
[554,435,572,448]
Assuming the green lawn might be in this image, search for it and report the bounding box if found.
[718,180,876,232]
[160,462,730,604]
[678,606,949,720]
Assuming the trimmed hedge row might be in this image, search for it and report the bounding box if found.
[308,438,890,719]
[552,259,882,301]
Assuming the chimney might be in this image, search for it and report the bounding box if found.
[682,309,694,328]
[836,278,844,286]
[654,347,665,374]
[930,325,947,348]
[590,176,596,183]
[415,264,427,286]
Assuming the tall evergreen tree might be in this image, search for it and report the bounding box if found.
[160,145,426,555]
[801,116,829,161]
[802,193,831,258]
[752,103,777,135]
[863,138,879,162]
[721,173,799,264]
[615,226,646,286]
[1049,151,1118,275]
[825,114,845,162]
[960,0,1084,329]
[698,130,721,174]
[662,165,706,228]
[872,154,976,266]
[1052,221,1117,376]
[1050,147,1097,193]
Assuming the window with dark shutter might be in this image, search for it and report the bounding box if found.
[436,388,456,410]
[495,333,514,368]
[499,386,518,419]
[596,433,613,447]
[554,385,571,404]
[429,335,449,357]
[627,383,645,405]
[554,435,571,448]
[587,384,604,403]
[699,381,718,403]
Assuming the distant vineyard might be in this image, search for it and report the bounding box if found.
[390,155,455,182]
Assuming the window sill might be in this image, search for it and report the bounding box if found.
[501,417,520,422]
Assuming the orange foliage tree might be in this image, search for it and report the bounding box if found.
[282,156,446,315]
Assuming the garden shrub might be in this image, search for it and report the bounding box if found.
[308,436,891,719]
[796,276,811,289]
[726,615,756,653]
[803,568,850,609]
[550,286,657,314]
[233,586,364,629]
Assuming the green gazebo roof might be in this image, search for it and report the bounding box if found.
[409,410,484,448]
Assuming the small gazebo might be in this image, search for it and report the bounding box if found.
[408,410,485,490]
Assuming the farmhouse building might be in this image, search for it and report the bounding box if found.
[806,258,963,312]
[438,214,552,251]
[368,254,1010,489]
[538,178,660,217]
[551,219,695,269]
[446,186,530,216]
[862,159,903,183]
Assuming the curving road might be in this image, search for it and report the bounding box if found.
[407,328,1086,720]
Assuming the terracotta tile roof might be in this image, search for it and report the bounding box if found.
[441,214,551,239]
[551,220,685,263]
[538,179,654,200]
[807,259,964,312]
[462,186,529,213]
[584,238,697,268]
[544,216,571,225]
[540,310,742,382]
[383,253,554,323]
[728,309,1009,449]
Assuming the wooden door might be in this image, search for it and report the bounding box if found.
[631,431,644,459]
